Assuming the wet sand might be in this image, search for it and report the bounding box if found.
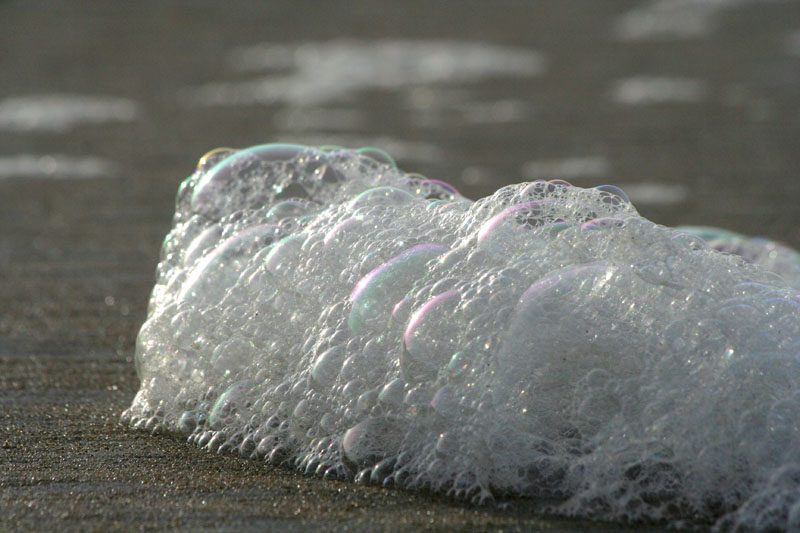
[2,0,799,530]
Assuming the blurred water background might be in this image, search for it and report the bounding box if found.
[1,1,799,530]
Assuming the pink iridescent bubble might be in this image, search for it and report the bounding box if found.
[420,179,460,200]
[477,201,545,245]
[581,218,625,232]
[402,290,460,382]
[179,224,283,304]
[191,144,316,216]
[349,244,448,333]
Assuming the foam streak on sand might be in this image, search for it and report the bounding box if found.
[124,144,800,530]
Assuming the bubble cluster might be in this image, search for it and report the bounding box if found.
[123,144,800,530]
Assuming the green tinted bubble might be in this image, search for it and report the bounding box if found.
[357,146,397,168]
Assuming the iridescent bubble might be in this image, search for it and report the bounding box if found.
[179,224,283,305]
[191,144,316,216]
[497,264,620,427]
[323,217,371,248]
[426,199,448,211]
[419,179,460,200]
[342,416,405,468]
[594,184,630,205]
[182,225,223,267]
[196,147,237,173]
[477,201,545,245]
[402,290,460,382]
[431,385,459,416]
[520,179,572,196]
[390,296,414,327]
[348,186,417,210]
[356,146,397,168]
[378,378,406,407]
[208,381,254,430]
[349,244,448,334]
[267,200,316,220]
[447,351,471,378]
[581,217,624,232]
[476,200,572,251]
[542,221,571,238]
[265,234,305,275]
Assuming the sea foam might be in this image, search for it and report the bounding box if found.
[123,144,800,530]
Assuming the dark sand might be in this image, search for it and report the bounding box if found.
[2,1,799,530]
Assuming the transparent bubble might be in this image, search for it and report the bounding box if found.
[264,234,305,276]
[349,244,448,334]
[342,416,405,468]
[208,381,254,430]
[348,186,417,210]
[267,200,316,220]
[191,144,317,216]
[179,224,283,306]
[402,290,460,382]
[311,346,346,389]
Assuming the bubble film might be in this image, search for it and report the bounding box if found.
[123,144,800,529]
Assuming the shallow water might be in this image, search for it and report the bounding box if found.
[125,144,800,530]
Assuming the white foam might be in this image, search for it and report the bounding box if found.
[0,154,115,180]
[190,40,545,106]
[0,95,139,132]
[124,144,800,530]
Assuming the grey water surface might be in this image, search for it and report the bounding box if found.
[1,1,799,530]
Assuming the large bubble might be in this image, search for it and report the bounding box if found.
[124,144,800,530]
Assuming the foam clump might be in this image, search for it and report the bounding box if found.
[123,144,800,530]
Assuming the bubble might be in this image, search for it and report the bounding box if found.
[311,346,346,389]
[342,416,405,468]
[477,201,546,245]
[348,186,417,210]
[208,381,254,430]
[126,143,800,531]
[264,234,305,275]
[323,217,365,247]
[476,199,572,251]
[581,217,624,232]
[349,244,448,334]
[183,225,223,267]
[267,200,316,220]
[179,224,283,305]
[419,179,460,200]
[196,147,236,173]
[402,290,460,382]
[594,184,631,205]
[356,146,396,168]
[191,144,317,216]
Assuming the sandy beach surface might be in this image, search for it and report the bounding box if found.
[2,1,799,530]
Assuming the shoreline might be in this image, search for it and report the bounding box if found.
[2,355,671,532]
